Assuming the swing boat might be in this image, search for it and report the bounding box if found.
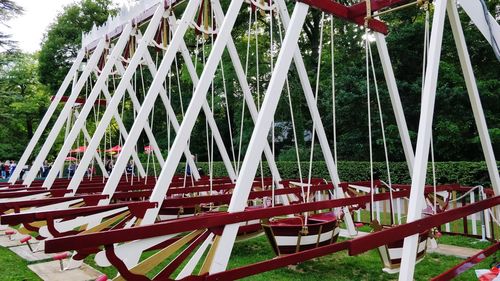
[262,175,372,255]
[370,188,442,273]
[261,178,344,255]
[376,227,430,273]
[262,212,339,255]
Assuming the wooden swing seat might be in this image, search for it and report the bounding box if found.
[262,212,339,255]
[377,229,429,273]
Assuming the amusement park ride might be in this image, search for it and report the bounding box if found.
[0,0,499,280]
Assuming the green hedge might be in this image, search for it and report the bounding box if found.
[172,161,498,187]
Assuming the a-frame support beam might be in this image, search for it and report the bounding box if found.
[63,5,199,195]
[43,23,151,190]
[9,50,87,184]
[398,1,447,278]
[73,108,108,178]
[98,0,242,209]
[399,1,500,280]
[208,2,310,273]
[139,0,245,226]
[22,39,108,187]
[447,1,500,195]
[374,33,415,174]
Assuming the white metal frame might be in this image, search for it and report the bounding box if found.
[21,39,108,186]
[90,2,303,268]
[62,5,199,195]
[43,23,148,190]
[44,21,176,191]
[11,0,498,278]
[399,1,500,280]
[73,108,108,177]
[105,0,415,272]
[208,0,419,271]
[8,51,87,184]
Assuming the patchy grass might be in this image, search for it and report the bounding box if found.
[227,235,495,281]
[1,234,496,280]
[437,235,492,250]
[0,247,41,281]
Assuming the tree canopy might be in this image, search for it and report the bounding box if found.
[0,0,499,165]
[0,52,48,158]
[0,0,24,51]
[38,0,117,93]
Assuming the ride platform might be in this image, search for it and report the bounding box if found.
[9,244,60,262]
[428,243,482,259]
[28,260,103,281]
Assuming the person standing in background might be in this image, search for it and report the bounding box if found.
[41,160,50,178]
[126,160,134,176]
[105,159,114,175]
[4,160,10,179]
[68,161,77,177]
[8,160,16,179]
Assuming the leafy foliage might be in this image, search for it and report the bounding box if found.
[0,0,24,50]
[177,160,498,187]
[38,0,117,93]
[0,52,49,159]
[1,1,499,168]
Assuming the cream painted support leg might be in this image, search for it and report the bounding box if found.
[374,33,415,226]
[208,3,310,274]
[63,5,166,196]
[75,110,108,177]
[458,0,500,52]
[9,50,86,184]
[374,33,415,173]
[398,1,448,280]
[138,28,234,181]
[54,47,170,191]
[43,23,138,189]
[471,191,478,235]
[126,31,200,179]
[97,85,147,177]
[205,4,284,189]
[22,40,107,186]
[62,107,73,178]
[274,0,355,234]
[95,15,242,209]
[97,0,201,204]
[448,0,500,196]
[139,0,245,225]
[176,234,214,279]
[113,62,165,168]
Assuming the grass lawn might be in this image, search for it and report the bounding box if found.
[2,204,494,280]
[84,234,496,281]
[0,247,41,281]
[0,207,497,280]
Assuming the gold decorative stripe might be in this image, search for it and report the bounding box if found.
[80,211,130,235]
[199,235,221,275]
[113,229,204,281]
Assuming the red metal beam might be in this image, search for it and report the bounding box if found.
[44,189,413,252]
[431,242,500,281]
[51,96,107,107]
[348,0,410,18]
[0,183,332,226]
[180,197,500,281]
[197,242,351,281]
[297,0,392,34]
[349,196,500,255]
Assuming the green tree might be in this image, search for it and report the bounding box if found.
[0,52,49,158]
[38,0,117,93]
[0,0,24,50]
